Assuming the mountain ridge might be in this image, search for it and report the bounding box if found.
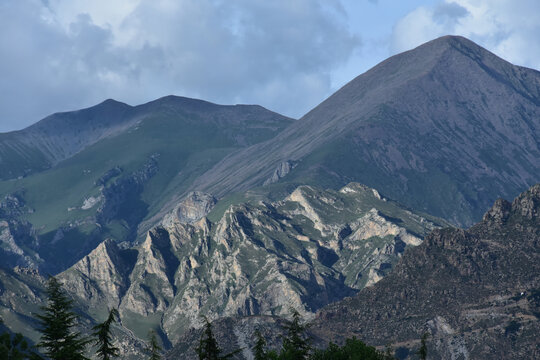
[186,35,540,226]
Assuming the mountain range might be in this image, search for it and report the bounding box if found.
[0,35,539,359]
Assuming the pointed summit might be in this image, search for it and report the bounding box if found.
[191,36,540,226]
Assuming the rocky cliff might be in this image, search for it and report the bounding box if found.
[310,184,540,359]
[59,183,445,345]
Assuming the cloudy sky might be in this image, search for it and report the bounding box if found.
[1,0,539,132]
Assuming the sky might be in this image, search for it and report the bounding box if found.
[1,0,539,132]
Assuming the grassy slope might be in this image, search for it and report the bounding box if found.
[0,103,292,272]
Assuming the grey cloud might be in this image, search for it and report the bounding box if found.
[0,0,360,131]
[433,2,468,22]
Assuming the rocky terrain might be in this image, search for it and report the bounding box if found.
[0,35,539,359]
[165,184,540,359]
[309,184,540,359]
[0,97,292,273]
[189,36,540,227]
[57,183,445,345]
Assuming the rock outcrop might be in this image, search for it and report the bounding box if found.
[62,182,446,344]
[310,184,540,359]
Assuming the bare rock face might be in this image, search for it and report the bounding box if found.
[62,182,446,345]
[263,160,296,185]
[312,184,540,360]
[161,192,217,227]
[58,239,134,309]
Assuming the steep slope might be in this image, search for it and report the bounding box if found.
[0,99,135,180]
[0,266,149,359]
[0,96,292,272]
[311,184,540,359]
[59,183,446,345]
[189,36,540,226]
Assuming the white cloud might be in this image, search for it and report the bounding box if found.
[391,0,540,70]
[0,0,360,131]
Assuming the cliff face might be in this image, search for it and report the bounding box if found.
[59,183,445,344]
[311,184,540,359]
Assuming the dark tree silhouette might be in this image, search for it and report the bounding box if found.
[34,277,89,360]
[196,317,240,360]
[0,328,42,360]
[279,309,311,360]
[147,330,162,360]
[92,308,120,360]
[416,333,429,360]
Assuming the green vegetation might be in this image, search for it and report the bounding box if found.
[1,279,429,359]
[92,308,120,360]
[195,317,240,360]
[146,330,162,360]
[0,321,42,360]
[34,277,90,360]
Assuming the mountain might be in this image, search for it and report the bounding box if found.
[2,35,539,274]
[0,266,148,359]
[57,183,445,345]
[166,184,540,359]
[188,35,540,226]
[0,96,292,272]
[310,184,540,359]
[0,99,134,180]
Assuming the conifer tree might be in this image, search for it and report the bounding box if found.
[0,330,42,360]
[416,333,429,360]
[147,330,162,360]
[34,277,89,360]
[92,308,120,360]
[253,329,268,360]
[279,309,310,360]
[195,317,240,360]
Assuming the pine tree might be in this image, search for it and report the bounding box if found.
[34,277,89,360]
[92,308,120,360]
[147,330,162,360]
[195,317,240,360]
[253,329,268,360]
[416,333,429,360]
[0,331,43,360]
[279,309,310,360]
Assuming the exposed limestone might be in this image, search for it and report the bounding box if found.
[62,182,445,346]
[58,239,132,308]
[81,195,103,210]
[350,208,422,246]
[263,160,297,186]
[161,192,217,227]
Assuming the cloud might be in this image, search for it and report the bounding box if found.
[0,0,360,131]
[391,0,540,71]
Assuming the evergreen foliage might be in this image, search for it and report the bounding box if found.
[416,333,428,360]
[279,309,311,360]
[253,329,268,360]
[195,317,240,360]
[147,330,162,360]
[34,277,89,360]
[92,308,120,360]
[0,329,42,360]
[311,337,393,360]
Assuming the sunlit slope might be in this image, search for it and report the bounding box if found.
[190,36,540,226]
[0,96,292,271]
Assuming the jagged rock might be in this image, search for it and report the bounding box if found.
[311,184,540,359]
[263,160,296,186]
[62,182,446,345]
[96,155,159,226]
[161,192,217,227]
[59,239,135,308]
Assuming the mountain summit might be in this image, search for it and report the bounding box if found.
[190,35,540,226]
